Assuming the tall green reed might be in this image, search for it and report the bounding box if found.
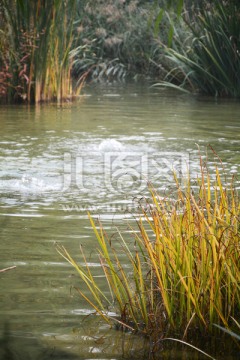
[57,154,240,342]
[0,0,81,103]
[156,0,240,97]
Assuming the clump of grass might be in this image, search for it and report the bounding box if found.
[57,154,240,346]
[157,0,240,97]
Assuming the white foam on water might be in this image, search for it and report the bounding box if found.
[1,174,61,196]
[98,139,124,152]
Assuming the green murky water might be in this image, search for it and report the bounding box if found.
[0,82,240,359]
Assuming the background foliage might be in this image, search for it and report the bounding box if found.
[70,0,167,82]
[160,0,240,96]
[1,0,240,102]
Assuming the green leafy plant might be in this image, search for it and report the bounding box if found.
[157,0,240,97]
[70,0,174,82]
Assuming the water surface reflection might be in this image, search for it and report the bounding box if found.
[0,82,239,359]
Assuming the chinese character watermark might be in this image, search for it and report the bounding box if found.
[61,151,189,194]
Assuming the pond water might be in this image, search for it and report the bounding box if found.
[0,82,239,360]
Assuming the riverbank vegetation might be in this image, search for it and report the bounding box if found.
[159,0,240,97]
[70,0,169,82]
[57,153,240,356]
[0,0,79,104]
[1,0,240,103]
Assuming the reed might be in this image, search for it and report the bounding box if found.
[214,317,240,342]
[0,0,82,103]
[57,154,240,344]
[157,0,240,97]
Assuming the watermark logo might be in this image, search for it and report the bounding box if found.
[104,152,148,193]
[61,151,189,194]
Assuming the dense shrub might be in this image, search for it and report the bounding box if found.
[71,0,168,82]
